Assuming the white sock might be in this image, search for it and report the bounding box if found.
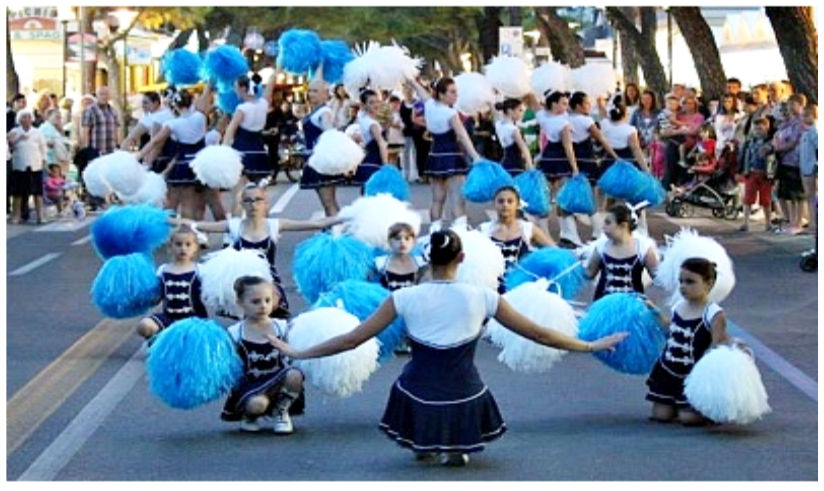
[559,215,583,246]
[429,219,443,233]
[452,215,468,230]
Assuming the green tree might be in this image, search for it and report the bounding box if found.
[669,7,727,101]
[765,6,818,105]
[606,7,668,99]
[534,6,585,68]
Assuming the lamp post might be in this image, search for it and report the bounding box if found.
[666,7,673,86]
[57,6,74,97]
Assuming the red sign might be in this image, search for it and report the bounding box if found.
[67,33,98,62]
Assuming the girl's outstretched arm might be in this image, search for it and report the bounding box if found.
[278,215,347,232]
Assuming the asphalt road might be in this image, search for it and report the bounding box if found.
[4,175,818,481]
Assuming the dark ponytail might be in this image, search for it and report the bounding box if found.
[428,230,463,266]
[495,98,522,113]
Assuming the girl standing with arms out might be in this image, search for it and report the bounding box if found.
[179,183,346,318]
[494,98,534,177]
[221,276,305,434]
[269,230,627,466]
[351,89,389,189]
[583,203,658,302]
[299,79,346,218]
[405,76,481,231]
[136,225,208,341]
[223,73,278,217]
[645,257,729,426]
[479,186,557,293]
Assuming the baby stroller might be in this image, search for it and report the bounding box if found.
[666,142,740,220]
[44,181,86,221]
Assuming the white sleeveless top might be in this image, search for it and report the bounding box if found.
[164,109,207,144]
[569,113,595,143]
[536,111,569,143]
[359,113,381,144]
[424,99,457,134]
[495,120,518,147]
[237,98,269,132]
[600,119,637,150]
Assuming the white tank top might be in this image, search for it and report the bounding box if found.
[536,111,569,143]
[495,120,518,147]
[600,119,636,150]
[238,98,269,132]
[569,113,595,143]
[424,99,457,134]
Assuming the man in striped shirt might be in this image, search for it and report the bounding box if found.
[81,86,121,157]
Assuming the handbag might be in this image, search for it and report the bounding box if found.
[764,153,778,180]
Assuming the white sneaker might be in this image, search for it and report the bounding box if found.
[439,453,469,467]
[273,409,294,434]
[240,417,262,433]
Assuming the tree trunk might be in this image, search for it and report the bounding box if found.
[765,7,818,105]
[80,8,96,96]
[606,7,668,99]
[478,7,501,65]
[617,7,639,86]
[670,7,726,101]
[535,6,585,68]
[508,6,522,27]
[6,10,20,99]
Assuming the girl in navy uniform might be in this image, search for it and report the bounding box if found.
[405,76,481,231]
[479,186,557,293]
[182,183,345,318]
[373,222,427,292]
[223,73,278,217]
[351,89,389,189]
[136,225,208,341]
[221,275,305,434]
[645,257,729,426]
[494,98,534,177]
[583,203,659,302]
[299,79,346,217]
[270,230,627,466]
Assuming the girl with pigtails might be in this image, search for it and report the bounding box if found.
[405,76,481,232]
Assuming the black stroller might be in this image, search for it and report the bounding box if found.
[666,142,741,220]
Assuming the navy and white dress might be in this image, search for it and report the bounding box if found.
[536,111,572,179]
[141,107,176,174]
[221,320,305,421]
[299,105,346,189]
[479,220,534,294]
[374,254,427,291]
[424,99,468,178]
[569,113,600,182]
[147,264,208,330]
[163,108,207,187]
[379,282,507,454]
[226,218,290,318]
[351,113,384,186]
[495,120,526,176]
[592,236,654,301]
[232,97,272,181]
[599,119,640,179]
[646,302,723,409]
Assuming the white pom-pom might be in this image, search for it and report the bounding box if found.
[198,248,273,318]
[82,158,113,198]
[95,151,146,197]
[454,72,496,115]
[484,56,532,98]
[189,145,244,189]
[451,224,505,290]
[342,41,377,99]
[531,62,572,99]
[338,194,421,250]
[368,43,422,91]
[655,227,735,305]
[118,171,167,207]
[287,307,380,398]
[685,344,771,425]
[485,279,578,373]
[572,63,617,101]
[308,129,365,175]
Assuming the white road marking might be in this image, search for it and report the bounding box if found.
[70,235,93,246]
[269,183,301,215]
[8,253,62,276]
[17,349,145,481]
[34,219,94,233]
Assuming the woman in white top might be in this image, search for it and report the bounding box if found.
[39,108,71,173]
[224,73,278,217]
[712,93,743,160]
[494,98,533,177]
[406,76,481,231]
[122,91,176,173]
[269,229,626,466]
[329,84,354,131]
[351,89,389,188]
[138,87,213,220]
[7,109,48,224]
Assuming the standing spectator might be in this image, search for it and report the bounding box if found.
[7,94,27,216]
[519,93,541,156]
[81,86,121,159]
[739,117,775,232]
[630,89,660,152]
[58,97,74,137]
[7,110,47,224]
[32,90,53,128]
[713,93,744,159]
[662,95,704,197]
[399,85,421,182]
[401,84,430,182]
[799,104,817,235]
[39,108,71,174]
[622,82,641,118]
[724,77,745,110]
[771,95,808,235]
[767,81,788,125]
[386,95,406,166]
[329,84,354,131]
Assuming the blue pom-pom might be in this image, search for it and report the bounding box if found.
[557,174,595,215]
[91,253,160,319]
[91,204,172,260]
[293,233,375,304]
[147,318,244,409]
[364,165,410,202]
[216,89,243,116]
[503,247,585,300]
[201,45,249,86]
[278,29,323,75]
[463,159,515,203]
[597,160,646,201]
[264,40,278,58]
[162,49,202,86]
[578,292,667,375]
[313,280,406,363]
[630,173,667,206]
[513,170,551,216]
[320,39,355,84]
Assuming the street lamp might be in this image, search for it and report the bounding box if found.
[665,7,673,86]
[57,6,74,97]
